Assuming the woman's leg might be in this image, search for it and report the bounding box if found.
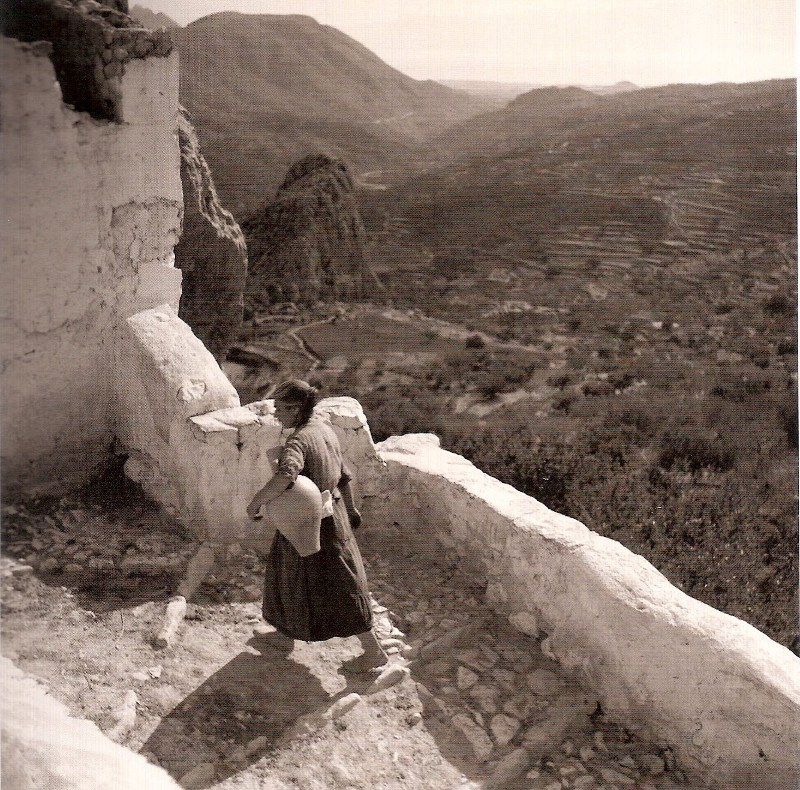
[345,629,388,672]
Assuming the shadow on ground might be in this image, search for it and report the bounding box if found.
[141,635,339,786]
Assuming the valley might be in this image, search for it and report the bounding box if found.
[162,13,797,653]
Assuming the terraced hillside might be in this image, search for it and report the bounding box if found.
[225,79,797,653]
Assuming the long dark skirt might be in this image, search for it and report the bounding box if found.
[262,516,373,641]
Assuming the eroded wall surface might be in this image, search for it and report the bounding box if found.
[361,433,800,790]
[0,36,182,490]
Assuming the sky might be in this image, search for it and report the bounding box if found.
[135,0,796,86]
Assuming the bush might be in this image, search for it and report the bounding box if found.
[779,403,799,449]
[710,372,771,402]
[465,333,486,349]
[657,432,737,473]
[361,388,444,442]
[547,374,572,389]
[763,293,792,314]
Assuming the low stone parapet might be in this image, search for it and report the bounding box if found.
[114,312,381,541]
[363,433,800,790]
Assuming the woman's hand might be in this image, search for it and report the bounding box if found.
[348,508,362,529]
[247,495,266,520]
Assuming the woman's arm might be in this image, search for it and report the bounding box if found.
[247,471,293,519]
[339,478,362,529]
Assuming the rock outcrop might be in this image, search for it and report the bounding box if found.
[242,154,381,306]
[174,106,247,362]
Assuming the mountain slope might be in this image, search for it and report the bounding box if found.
[174,13,492,214]
[438,79,796,158]
[129,5,179,29]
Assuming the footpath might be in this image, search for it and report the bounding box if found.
[1,493,693,790]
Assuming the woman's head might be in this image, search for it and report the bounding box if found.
[271,379,318,428]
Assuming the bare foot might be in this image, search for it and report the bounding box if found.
[342,652,389,675]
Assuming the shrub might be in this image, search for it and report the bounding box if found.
[779,403,799,449]
[547,374,572,389]
[710,372,771,402]
[657,432,737,473]
[582,380,616,398]
[465,333,486,349]
[763,293,792,314]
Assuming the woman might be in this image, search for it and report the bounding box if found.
[246,379,387,672]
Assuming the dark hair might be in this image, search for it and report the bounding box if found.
[272,379,318,426]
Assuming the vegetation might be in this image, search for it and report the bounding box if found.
[362,383,798,651]
[218,67,797,652]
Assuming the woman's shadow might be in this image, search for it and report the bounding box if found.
[141,632,345,787]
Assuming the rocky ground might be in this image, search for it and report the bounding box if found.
[1,483,697,790]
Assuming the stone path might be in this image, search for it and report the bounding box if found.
[357,524,691,790]
[2,495,696,789]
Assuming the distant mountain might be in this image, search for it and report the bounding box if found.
[587,80,639,96]
[437,78,796,158]
[438,79,640,103]
[174,13,493,215]
[439,80,539,103]
[129,5,179,29]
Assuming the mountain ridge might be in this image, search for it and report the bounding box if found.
[129,4,179,29]
[174,13,493,214]
[437,77,796,157]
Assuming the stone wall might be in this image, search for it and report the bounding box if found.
[1,0,173,121]
[114,310,381,542]
[357,433,800,790]
[0,34,181,491]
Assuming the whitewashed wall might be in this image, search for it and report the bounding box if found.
[1,657,181,790]
[0,37,182,490]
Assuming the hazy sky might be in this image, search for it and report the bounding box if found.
[137,0,796,86]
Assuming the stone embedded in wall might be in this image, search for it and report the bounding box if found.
[1,0,173,121]
[242,154,383,307]
[174,106,248,363]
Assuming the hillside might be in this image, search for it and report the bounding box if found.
[224,76,797,651]
[129,5,179,29]
[364,78,796,274]
[174,13,493,215]
[437,79,796,158]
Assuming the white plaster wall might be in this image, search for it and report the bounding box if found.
[1,657,181,790]
[360,433,800,790]
[114,317,383,543]
[0,37,182,490]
